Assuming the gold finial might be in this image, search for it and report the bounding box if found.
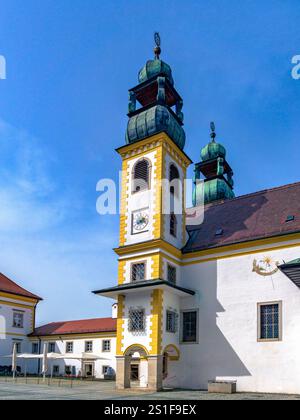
[154,32,161,60]
[210,121,216,142]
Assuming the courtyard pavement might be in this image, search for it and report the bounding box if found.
[0,379,299,400]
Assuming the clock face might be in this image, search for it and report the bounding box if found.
[133,211,149,233]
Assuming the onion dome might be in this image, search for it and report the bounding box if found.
[138,59,174,85]
[200,122,226,161]
[126,104,185,150]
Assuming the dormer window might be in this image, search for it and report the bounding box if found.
[286,215,295,223]
[132,159,150,193]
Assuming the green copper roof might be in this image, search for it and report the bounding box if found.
[138,59,174,85]
[126,104,185,150]
[201,140,226,162]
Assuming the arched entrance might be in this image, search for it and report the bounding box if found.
[162,345,180,388]
[124,344,149,389]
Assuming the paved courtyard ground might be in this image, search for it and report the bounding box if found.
[0,378,299,400]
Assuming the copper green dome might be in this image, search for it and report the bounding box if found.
[201,140,226,162]
[138,59,174,85]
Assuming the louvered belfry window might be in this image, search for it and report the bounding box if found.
[133,159,150,193]
[170,213,177,237]
[169,164,180,195]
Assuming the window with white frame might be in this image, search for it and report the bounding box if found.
[12,312,24,328]
[182,310,198,343]
[258,302,282,341]
[128,308,145,332]
[85,341,93,353]
[166,310,178,333]
[102,340,111,352]
[48,342,55,353]
[167,264,177,284]
[66,342,74,353]
[131,262,146,282]
[32,343,39,354]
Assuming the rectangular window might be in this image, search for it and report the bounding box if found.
[167,264,177,284]
[13,312,24,328]
[65,365,72,375]
[131,262,146,282]
[13,342,22,354]
[32,343,39,354]
[128,309,145,332]
[85,341,93,353]
[102,365,109,375]
[166,310,178,333]
[53,366,60,376]
[102,340,111,352]
[48,342,55,353]
[182,311,198,343]
[258,302,282,341]
[66,342,74,353]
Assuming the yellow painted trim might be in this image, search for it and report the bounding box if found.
[124,343,149,357]
[183,238,300,265]
[117,132,192,167]
[119,159,129,246]
[0,332,27,337]
[116,295,125,356]
[118,260,126,285]
[0,291,38,304]
[153,146,163,239]
[149,289,164,355]
[115,239,182,259]
[0,299,34,311]
[164,344,181,361]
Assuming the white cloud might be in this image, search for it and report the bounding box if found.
[0,118,119,323]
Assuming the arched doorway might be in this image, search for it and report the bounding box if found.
[162,345,180,388]
[123,344,149,389]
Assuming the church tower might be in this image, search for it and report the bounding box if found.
[193,123,235,205]
[103,35,192,390]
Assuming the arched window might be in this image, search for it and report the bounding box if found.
[132,159,150,193]
[170,213,177,238]
[169,164,180,196]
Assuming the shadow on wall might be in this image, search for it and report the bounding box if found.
[180,260,251,389]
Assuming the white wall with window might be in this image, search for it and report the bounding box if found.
[179,244,300,393]
[0,296,36,373]
[29,335,116,379]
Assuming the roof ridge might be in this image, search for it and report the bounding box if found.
[37,317,114,327]
[186,180,300,212]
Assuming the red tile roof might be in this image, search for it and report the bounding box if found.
[0,272,42,301]
[184,182,300,253]
[30,317,117,337]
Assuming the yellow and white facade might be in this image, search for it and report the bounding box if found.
[0,276,41,372]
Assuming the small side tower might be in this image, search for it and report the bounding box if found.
[193,123,235,205]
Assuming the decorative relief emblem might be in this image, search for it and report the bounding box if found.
[252,256,280,277]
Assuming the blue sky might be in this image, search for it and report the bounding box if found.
[0,0,299,325]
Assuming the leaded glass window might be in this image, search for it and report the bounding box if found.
[131,263,146,282]
[128,309,145,332]
[260,304,280,340]
[182,311,197,343]
[167,264,177,284]
[166,310,178,333]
